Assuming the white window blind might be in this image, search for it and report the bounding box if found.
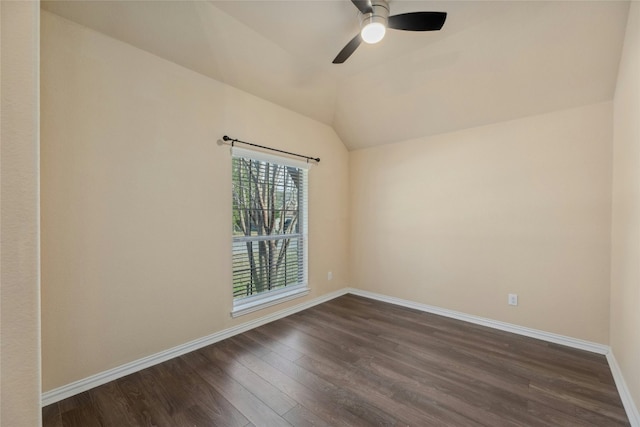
[231,147,309,315]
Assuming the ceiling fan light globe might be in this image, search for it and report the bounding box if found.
[361,22,386,44]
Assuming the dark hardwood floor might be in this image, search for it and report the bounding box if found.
[42,294,630,426]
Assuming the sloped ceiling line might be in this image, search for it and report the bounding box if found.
[41,0,630,150]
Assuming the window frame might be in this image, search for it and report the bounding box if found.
[230,146,310,317]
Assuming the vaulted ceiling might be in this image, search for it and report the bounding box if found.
[41,0,630,150]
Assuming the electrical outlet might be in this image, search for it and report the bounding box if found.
[508,293,518,306]
[327,271,333,281]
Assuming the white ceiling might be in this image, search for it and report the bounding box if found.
[41,0,630,150]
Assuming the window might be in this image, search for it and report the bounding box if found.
[231,147,309,316]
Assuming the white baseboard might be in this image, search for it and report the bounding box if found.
[41,288,349,407]
[43,286,638,427]
[607,351,640,427]
[346,288,610,354]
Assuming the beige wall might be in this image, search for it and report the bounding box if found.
[350,102,613,344]
[1,0,42,425]
[40,11,349,392]
[611,1,640,412]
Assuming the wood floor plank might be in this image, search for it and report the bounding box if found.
[169,356,250,427]
[272,314,496,425]
[140,357,249,426]
[282,404,333,427]
[43,294,630,426]
[89,381,141,426]
[241,328,305,362]
[41,402,62,427]
[182,349,293,426]
[115,372,175,426]
[293,350,481,426]
[216,338,356,427]
[199,340,298,415]
[529,380,630,425]
[58,393,103,427]
[261,350,398,426]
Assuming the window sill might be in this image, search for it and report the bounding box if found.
[231,286,310,318]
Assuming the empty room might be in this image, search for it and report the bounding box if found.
[2,0,639,425]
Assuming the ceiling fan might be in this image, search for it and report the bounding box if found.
[333,0,447,64]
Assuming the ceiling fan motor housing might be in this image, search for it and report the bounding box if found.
[333,0,446,63]
[360,0,390,30]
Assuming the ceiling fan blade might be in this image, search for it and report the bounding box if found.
[351,0,373,14]
[388,12,447,31]
[332,34,362,64]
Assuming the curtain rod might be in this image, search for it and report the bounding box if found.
[222,135,320,163]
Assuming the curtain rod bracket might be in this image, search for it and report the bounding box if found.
[223,135,236,147]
